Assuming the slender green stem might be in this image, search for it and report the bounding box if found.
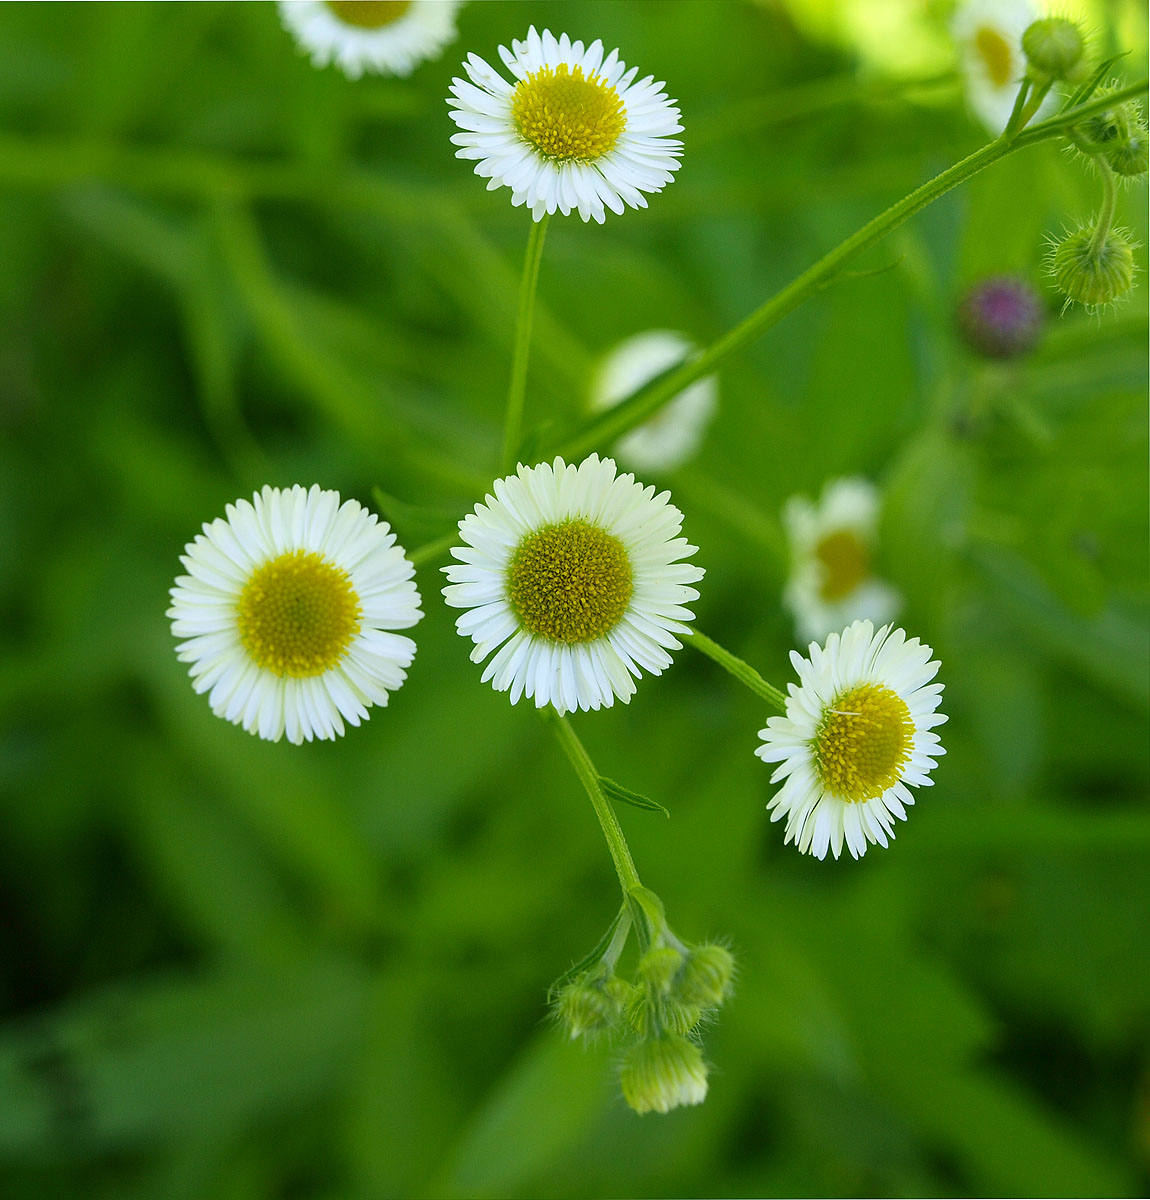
[549,712,642,895]
[1089,156,1119,256]
[503,214,550,472]
[1022,78,1056,132]
[684,630,788,714]
[1002,78,1034,138]
[552,76,1148,462]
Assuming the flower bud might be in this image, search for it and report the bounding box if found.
[1022,18,1085,81]
[679,944,737,1009]
[637,945,683,995]
[957,275,1044,359]
[1049,226,1137,309]
[1106,117,1149,177]
[620,1035,709,1115]
[555,975,630,1040]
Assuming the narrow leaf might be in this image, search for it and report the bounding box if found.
[598,775,670,817]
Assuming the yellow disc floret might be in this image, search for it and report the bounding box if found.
[974,26,1014,88]
[237,550,362,677]
[814,683,914,802]
[511,64,626,164]
[507,519,633,644]
[814,529,869,602]
[324,1,411,30]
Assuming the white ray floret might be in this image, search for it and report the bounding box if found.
[953,0,1056,134]
[756,620,946,861]
[442,455,704,713]
[447,26,683,223]
[782,476,902,645]
[589,330,718,474]
[168,485,422,745]
[279,0,463,80]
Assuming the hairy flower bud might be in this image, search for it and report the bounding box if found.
[1049,226,1137,309]
[620,1035,709,1115]
[679,944,737,1009]
[554,974,631,1040]
[1106,115,1149,177]
[637,945,684,995]
[1022,18,1085,81]
[957,275,1044,359]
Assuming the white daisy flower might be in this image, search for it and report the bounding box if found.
[589,331,718,474]
[756,620,947,861]
[442,455,704,713]
[278,0,463,80]
[447,26,683,223]
[953,0,1057,134]
[168,485,422,745]
[782,476,902,646]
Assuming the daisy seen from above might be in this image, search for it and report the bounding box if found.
[952,0,1056,134]
[589,330,719,474]
[447,26,683,223]
[442,455,704,713]
[168,485,422,745]
[278,0,463,79]
[755,620,946,861]
[782,476,901,645]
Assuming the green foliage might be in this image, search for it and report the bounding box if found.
[0,2,1147,1197]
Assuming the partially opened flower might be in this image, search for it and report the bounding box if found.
[783,477,901,645]
[447,26,683,223]
[279,0,462,79]
[756,620,946,861]
[589,330,718,474]
[953,0,1055,134]
[168,485,422,744]
[442,455,703,713]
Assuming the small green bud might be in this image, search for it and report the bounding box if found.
[555,975,628,1040]
[1049,226,1137,309]
[679,944,736,1009]
[657,995,704,1036]
[620,1035,709,1115]
[637,945,683,995]
[1022,18,1085,81]
[1106,118,1149,177]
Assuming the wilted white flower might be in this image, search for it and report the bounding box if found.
[590,330,718,473]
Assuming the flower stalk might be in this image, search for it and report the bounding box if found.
[502,213,550,471]
[684,630,788,713]
[548,711,642,895]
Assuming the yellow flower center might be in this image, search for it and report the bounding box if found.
[814,683,914,802]
[324,1,411,30]
[511,64,627,164]
[975,26,1014,88]
[507,519,633,644]
[814,529,870,601]
[236,550,362,677]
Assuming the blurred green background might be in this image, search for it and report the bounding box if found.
[1,2,1148,1197]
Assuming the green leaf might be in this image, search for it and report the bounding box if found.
[598,776,670,817]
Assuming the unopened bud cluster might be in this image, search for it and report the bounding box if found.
[1071,90,1150,178]
[553,895,735,1115]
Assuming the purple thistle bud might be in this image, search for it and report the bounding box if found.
[957,275,1044,359]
